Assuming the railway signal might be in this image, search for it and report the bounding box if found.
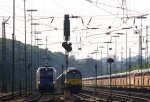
[107,58,114,101]
[63,14,72,99]
[64,14,70,41]
[62,42,72,52]
[63,14,72,52]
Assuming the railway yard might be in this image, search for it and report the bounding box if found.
[1,1,150,102]
[0,87,150,102]
[0,67,150,102]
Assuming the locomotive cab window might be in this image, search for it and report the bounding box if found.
[74,73,82,78]
[67,71,81,79]
[40,69,53,79]
[47,71,53,75]
[67,74,74,79]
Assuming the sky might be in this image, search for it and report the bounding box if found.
[0,0,150,60]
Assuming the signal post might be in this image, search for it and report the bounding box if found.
[62,14,72,99]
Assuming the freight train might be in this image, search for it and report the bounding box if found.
[36,66,57,93]
[82,68,150,91]
[57,67,82,94]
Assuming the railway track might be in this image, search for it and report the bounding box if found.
[80,91,133,102]
[72,93,100,102]
[0,91,26,101]
[110,91,150,102]
[24,93,42,102]
[24,93,55,102]
[2,90,149,102]
[83,87,150,102]
[37,94,54,102]
[96,89,150,102]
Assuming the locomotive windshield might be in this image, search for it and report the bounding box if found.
[40,68,53,79]
[67,74,73,79]
[67,71,81,79]
[74,73,81,78]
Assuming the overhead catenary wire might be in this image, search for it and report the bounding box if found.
[86,0,148,15]
[1,0,150,60]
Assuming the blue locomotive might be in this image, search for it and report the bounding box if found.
[36,67,56,93]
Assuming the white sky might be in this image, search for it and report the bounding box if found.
[1,0,150,60]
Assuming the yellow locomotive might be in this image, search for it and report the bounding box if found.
[57,67,82,94]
